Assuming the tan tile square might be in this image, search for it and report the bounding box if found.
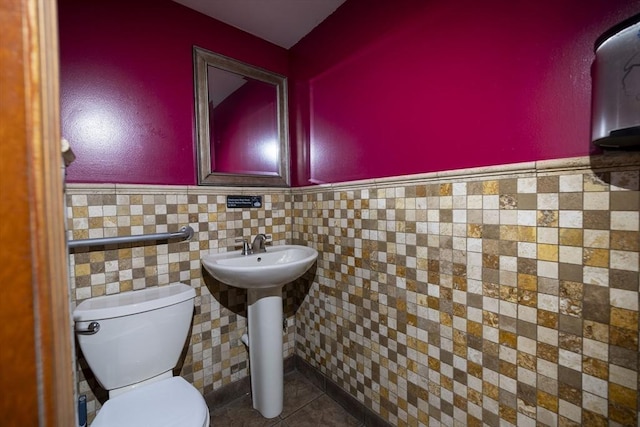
[583,248,609,267]
[583,210,610,230]
[516,225,536,243]
[559,333,582,353]
[516,193,537,210]
[537,244,558,261]
[537,390,559,412]
[583,320,609,342]
[583,409,608,426]
[517,351,537,370]
[481,180,499,195]
[517,273,537,291]
[74,263,91,277]
[482,381,500,401]
[537,310,558,328]
[610,307,639,331]
[608,404,638,426]
[610,230,639,251]
[499,330,517,349]
[499,225,518,241]
[609,382,637,411]
[500,285,518,303]
[518,289,537,307]
[559,280,582,298]
[558,193,583,210]
[467,224,483,238]
[538,176,559,193]
[537,342,559,363]
[608,327,636,353]
[582,356,608,379]
[558,228,583,246]
[610,191,640,211]
[559,383,582,407]
[439,183,452,196]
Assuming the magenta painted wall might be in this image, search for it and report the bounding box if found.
[59,0,288,185]
[213,81,279,175]
[60,0,639,186]
[289,0,640,185]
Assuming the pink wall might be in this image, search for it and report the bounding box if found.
[213,81,279,175]
[60,0,639,187]
[289,0,640,185]
[59,0,288,185]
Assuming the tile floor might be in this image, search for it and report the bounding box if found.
[209,371,362,426]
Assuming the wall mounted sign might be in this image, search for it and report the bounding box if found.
[226,195,263,208]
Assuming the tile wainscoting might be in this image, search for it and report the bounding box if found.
[67,153,639,426]
[66,186,294,422]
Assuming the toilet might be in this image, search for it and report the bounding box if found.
[73,283,210,427]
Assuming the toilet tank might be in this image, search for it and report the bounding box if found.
[73,283,196,391]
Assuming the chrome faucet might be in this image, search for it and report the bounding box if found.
[251,234,270,253]
[235,234,271,255]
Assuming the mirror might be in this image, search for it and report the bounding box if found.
[194,46,290,186]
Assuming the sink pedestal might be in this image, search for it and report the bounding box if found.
[200,244,319,419]
[247,287,283,418]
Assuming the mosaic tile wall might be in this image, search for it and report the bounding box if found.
[66,155,639,426]
[292,160,640,426]
[66,187,294,422]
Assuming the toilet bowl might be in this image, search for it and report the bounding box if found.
[73,283,210,427]
[91,377,209,427]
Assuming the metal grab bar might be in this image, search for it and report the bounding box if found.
[68,225,194,249]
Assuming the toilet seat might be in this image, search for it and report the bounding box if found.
[91,377,210,427]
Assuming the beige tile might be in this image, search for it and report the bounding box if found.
[583,229,609,249]
[610,250,639,272]
[610,211,639,231]
[583,192,609,210]
[559,175,583,192]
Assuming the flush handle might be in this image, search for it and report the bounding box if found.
[75,321,100,335]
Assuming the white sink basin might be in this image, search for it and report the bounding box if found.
[201,244,318,289]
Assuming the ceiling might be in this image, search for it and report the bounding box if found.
[172,0,346,49]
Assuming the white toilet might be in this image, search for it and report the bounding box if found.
[73,283,210,427]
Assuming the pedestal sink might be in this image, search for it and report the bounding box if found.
[201,244,318,418]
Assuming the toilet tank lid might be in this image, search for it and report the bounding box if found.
[73,283,196,321]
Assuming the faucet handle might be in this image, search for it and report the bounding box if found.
[235,238,252,255]
[251,234,271,252]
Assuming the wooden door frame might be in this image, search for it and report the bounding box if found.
[0,0,75,425]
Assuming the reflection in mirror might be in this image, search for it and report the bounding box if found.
[194,46,289,186]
